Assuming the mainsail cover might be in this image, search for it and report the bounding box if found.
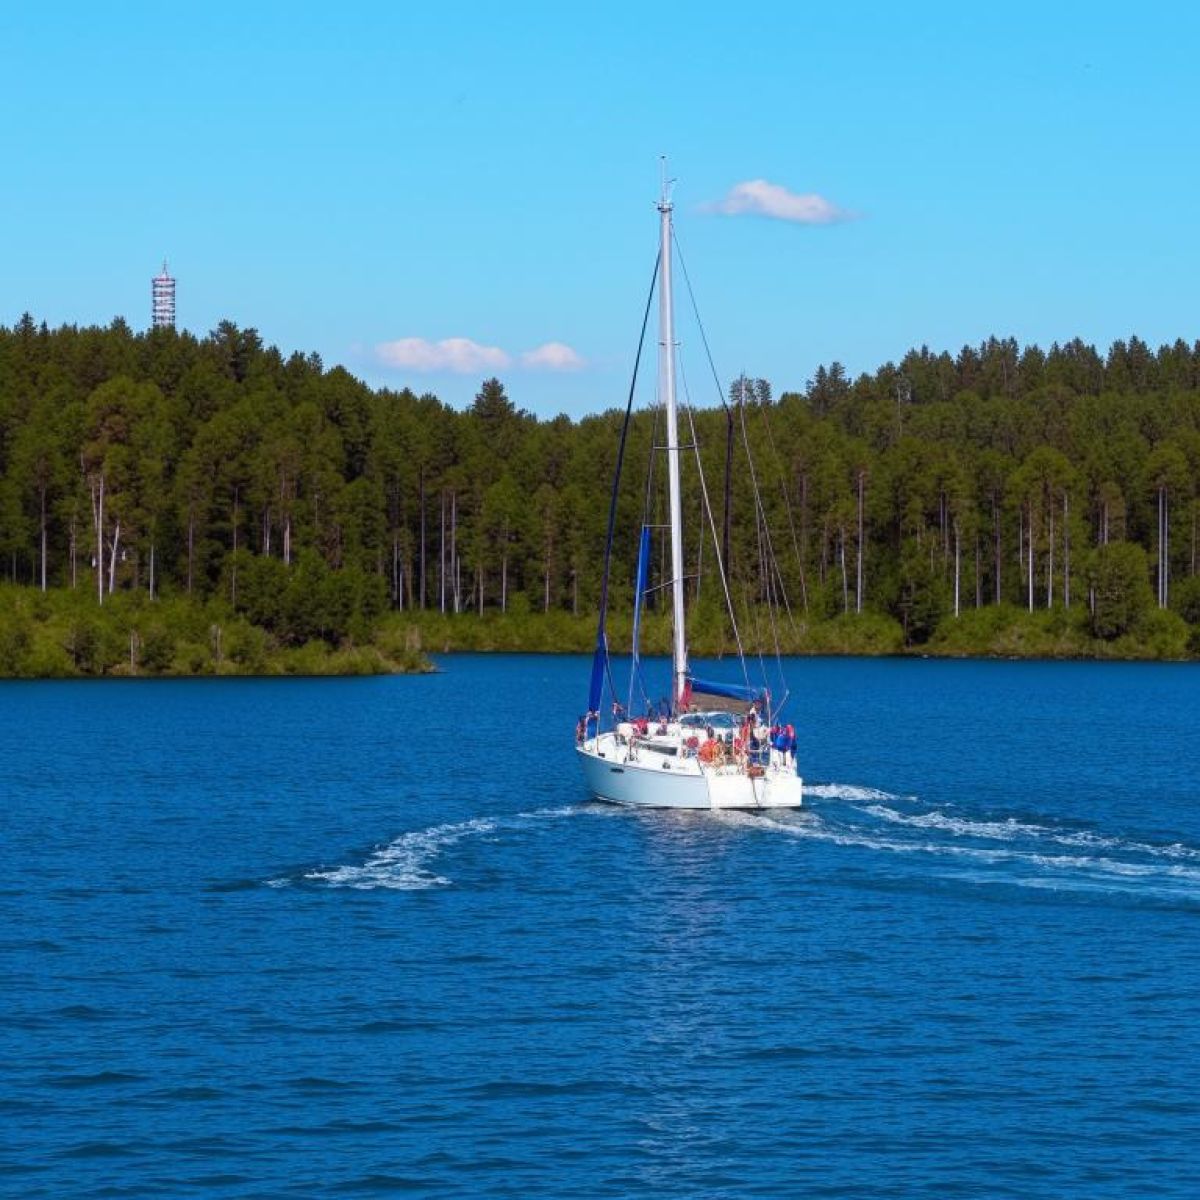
[684,674,768,713]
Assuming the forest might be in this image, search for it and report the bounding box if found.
[1,313,1200,674]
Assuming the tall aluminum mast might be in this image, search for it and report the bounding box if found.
[658,168,688,710]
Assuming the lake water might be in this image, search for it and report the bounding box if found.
[2,655,1198,1198]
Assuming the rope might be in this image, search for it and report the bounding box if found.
[593,252,660,719]
[677,359,750,684]
[677,230,796,721]
[756,402,810,615]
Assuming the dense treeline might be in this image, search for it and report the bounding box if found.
[2,314,1200,664]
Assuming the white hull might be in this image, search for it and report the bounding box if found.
[577,735,802,810]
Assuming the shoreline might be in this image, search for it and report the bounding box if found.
[1,585,1194,678]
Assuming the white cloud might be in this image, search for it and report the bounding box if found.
[375,336,586,374]
[521,341,585,371]
[375,336,510,373]
[707,179,852,224]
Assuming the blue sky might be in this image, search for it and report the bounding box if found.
[3,2,1199,417]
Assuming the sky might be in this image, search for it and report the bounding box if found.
[3,1,1199,419]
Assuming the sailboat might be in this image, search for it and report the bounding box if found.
[575,172,804,810]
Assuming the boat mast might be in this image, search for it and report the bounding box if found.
[658,165,688,710]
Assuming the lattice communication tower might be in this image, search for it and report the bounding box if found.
[152,260,175,329]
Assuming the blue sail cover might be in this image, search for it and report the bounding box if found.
[686,675,767,705]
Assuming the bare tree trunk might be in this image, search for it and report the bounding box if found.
[856,470,864,614]
[392,534,399,608]
[1047,501,1054,609]
[1165,489,1170,607]
[108,519,120,595]
[478,563,484,616]
[799,471,809,588]
[1063,492,1070,608]
[975,536,982,608]
[953,521,961,616]
[419,468,426,610]
[1191,501,1197,577]
[941,491,949,570]
[93,474,105,605]
[450,490,460,614]
[70,516,77,589]
[1157,486,1164,608]
[38,486,47,592]
[188,512,195,592]
[1027,507,1034,613]
[149,541,156,601]
[231,490,240,606]
[993,495,1001,604]
[279,476,290,564]
[839,529,849,615]
[1160,487,1169,608]
[438,490,445,614]
[1018,506,1024,598]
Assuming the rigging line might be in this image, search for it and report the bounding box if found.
[760,493,790,708]
[743,431,789,718]
[736,389,793,671]
[678,240,786,697]
[753,480,779,697]
[676,227,788,694]
[673,232,731,413]
[595,251,660,716]
[677,225,795,668]
[677,359,750,684]
[628,398,662,717]
[756,402,810,615]
[739,570,770,698]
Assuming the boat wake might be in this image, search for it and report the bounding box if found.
[268,807,585,892]
[733,784,1200,903]
[268,787,1200,904]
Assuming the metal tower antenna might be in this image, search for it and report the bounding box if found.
[152,260,176,329]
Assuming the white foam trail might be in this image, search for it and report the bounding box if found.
[804,783,901,803]
[866,804,1048,841]
[1048,829,1200,861]
[273,805,590,892]
[738,810,1200,893]
[303,817,497,890]
[864,804,1200,865]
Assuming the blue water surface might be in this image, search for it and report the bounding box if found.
[2,655,1198,1198]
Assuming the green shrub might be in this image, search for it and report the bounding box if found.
[1086,542,1152,640]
